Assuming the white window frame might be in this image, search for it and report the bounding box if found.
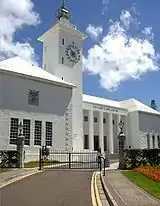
[23,119,31,146]
[10,118,19,145]
[34,120,42,146]
[45,122,53,146]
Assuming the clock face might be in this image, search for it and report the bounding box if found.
[65,44,80,65]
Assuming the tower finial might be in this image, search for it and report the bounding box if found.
[56,0,71,21]
[62,0,66,8]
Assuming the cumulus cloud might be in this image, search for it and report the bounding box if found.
[0,0,40,63]
[83,10,159,91]
[86,24,103,40]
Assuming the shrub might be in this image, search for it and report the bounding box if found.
[124,149,160,169]
[0,150,18,168]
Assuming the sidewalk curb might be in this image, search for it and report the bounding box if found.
[91,172,97,206]
[91,172,103,206]
[100,171,118,206]
[0,169,42,188]
[94,172,102,206]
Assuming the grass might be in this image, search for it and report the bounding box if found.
[122,170,160,200]
[0,168,9,173]
[24,161,58,168]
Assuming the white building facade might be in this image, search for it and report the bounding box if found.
[0,2,160,161]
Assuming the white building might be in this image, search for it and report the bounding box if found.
[0,3,160,161]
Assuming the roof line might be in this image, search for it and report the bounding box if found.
[0,67,76,89]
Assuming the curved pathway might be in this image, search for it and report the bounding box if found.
[1,170,93,206]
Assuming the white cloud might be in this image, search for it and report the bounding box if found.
[142,27,154,40]
[0,0,40,64]
[86,24,103,40]
[83,10,159,91]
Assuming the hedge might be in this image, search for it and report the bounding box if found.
[0,150,18,168]
[124,148,160,169]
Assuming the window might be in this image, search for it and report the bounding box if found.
[113,120,115,125]
[28,89,39,106]
[157,136,160,148]
[34,121,42,146]
[152,135,155,148]
[62,77,64,80]
[147,134,150,149]
[10,118,19,145]
[44,64,46,69]
[23,119,31,145]
[62,38,65,45]
[45,46,47,52]
[61,57,64,64]
[45,122,53,146]
[84,116,88,121]
[103,118,106,124]
[94,117,98,123]
[84,135,89,149]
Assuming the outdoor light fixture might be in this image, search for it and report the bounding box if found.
[18,121,23,136]
[119,119,124,132]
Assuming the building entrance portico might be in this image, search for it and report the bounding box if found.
[83,108,128,154]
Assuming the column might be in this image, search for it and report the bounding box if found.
[116,114,121,153]
[99,111,104,153]
[123,115,128,147]
[150,133,152,148]
[155,133,158,148]
[108,113,114,154]
[89,110,94,151]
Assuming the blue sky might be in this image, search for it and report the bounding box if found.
[1,0,160,108]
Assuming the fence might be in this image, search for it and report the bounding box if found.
[39,148,107,173]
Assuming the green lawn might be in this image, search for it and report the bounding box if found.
[0,168,9,173]
[122,170,160,200]
[24,161,59,168]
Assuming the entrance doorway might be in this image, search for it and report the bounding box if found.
[94,135,99,151]
[104,136,107,151]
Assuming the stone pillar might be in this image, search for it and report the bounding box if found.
[118,131,126,170]
[108,113,114,154]
[99,111,104,153]
[17,135,25,168]
[89,110,94,151]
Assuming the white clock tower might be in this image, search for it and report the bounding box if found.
[38,1,87,150]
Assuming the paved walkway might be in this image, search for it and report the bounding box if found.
[0,168,38,186]
[1,170,93,206]
[102,169,160,206]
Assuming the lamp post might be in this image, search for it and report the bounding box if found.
[118,119,126,170]
[16,121,25,168]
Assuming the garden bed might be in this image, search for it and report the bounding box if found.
[134,166,160,182]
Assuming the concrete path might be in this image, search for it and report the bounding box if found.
[0,168,38,185]
[1,170,93,206]
[102,170,160,206]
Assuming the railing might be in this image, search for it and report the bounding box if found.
[38,148,109,172]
